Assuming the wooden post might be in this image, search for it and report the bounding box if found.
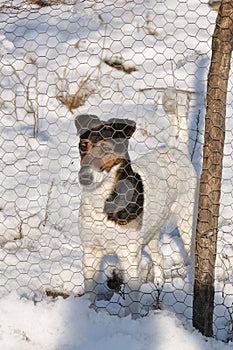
[193,0,233,337]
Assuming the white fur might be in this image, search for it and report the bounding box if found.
[78,90,197,317]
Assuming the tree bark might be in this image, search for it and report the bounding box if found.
[193,0,233,337]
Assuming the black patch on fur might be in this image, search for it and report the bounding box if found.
[107,269,123,292]
[80,126,130,144]
[104,159,144,225]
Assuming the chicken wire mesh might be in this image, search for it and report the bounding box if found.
[0,0,232,342]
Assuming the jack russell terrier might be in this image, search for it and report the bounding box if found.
[75,90,197,317]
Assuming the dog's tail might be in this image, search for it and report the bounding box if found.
[162,88,189,153]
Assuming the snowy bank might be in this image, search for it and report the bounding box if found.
[0,292,231,350]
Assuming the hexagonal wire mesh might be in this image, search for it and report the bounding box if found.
[0,0,232,341]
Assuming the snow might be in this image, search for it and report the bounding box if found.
[0,0,233,347]
[0,292,231,350]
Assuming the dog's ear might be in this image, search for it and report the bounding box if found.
[107,118,136,138]
[74,114,101,135]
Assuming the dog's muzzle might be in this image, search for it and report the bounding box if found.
[79,166,94,186]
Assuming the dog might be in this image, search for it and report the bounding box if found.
[74,90,197,318]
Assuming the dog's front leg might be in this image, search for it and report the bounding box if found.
[83,246,103,309]
[144,237,163,283]
[117,245,142,319]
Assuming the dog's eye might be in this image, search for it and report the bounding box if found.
[80,142,88,153]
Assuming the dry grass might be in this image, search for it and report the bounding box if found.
[26,0,52,7]
[144,12,158,36]
[10,58,40,137]
[45,289,84,299]
[0,0,71,13]
[103,57,137,74]
[136,12,158,37]
[56,69,95,112]
[26,0,70,7]
[45,289,70,299]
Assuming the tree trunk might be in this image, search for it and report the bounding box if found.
[193,0,233,337]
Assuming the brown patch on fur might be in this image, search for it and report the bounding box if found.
[80,139,123,173]
[100,156,122,172]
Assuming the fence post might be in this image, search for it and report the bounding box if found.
[193,0,233,337]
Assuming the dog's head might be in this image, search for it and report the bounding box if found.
[75,114,136,187]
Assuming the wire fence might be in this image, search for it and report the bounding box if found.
[0,0,232,342]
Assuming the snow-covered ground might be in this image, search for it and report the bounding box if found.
[0,292,232,350]
[0,0,233,347]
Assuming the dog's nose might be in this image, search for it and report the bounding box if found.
[79,167,93,186]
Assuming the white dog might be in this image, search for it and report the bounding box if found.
[75,90,197,317]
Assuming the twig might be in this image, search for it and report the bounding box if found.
[97,21,108,83]
[138,86,204,95]
[226,303,233,342]
[191,109,201,161]
[15,206,40,240]
[152,281,164,310]
[26,74,39,138]
[39,180,54,228]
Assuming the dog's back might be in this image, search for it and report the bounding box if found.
[131,144,197,247]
